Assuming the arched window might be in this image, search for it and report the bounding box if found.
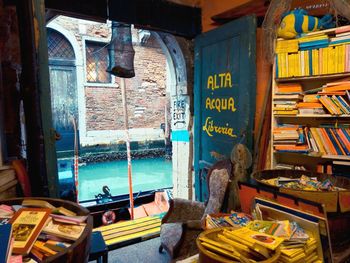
[47,28,75,61]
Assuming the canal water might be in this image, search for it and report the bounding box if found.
[58,158,173,201]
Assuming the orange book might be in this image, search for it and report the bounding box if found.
[297,102,323,108]
[30,247,46,261]
[322,84,350,92]
[277,83,303,93]
[274,145,308,150]
[316,164,324,173]
[319,128,337,155]
[317,91,346,96]
[326,164,333,175]
[338,129,350,150]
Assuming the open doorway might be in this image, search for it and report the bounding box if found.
[46,16,184,204]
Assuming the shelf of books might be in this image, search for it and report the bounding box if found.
[271,26,350,173]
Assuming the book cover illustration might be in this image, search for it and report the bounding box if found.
[9,208,51,255]
[43,220,86,241]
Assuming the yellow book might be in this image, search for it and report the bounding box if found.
[315,49,319,75]
[312,49,316,75]
[310,128,326,155]
[199,236,236,253]
[304,51,308,76]
[227,227,284,251]
[305,252,318,262]
[288,54,293,77]
[319,48,323,75]
[285,53,289,77]
[340,44,346,73]
[283,53,288,78]
[329,47,335,74]
[200,242,241,261]
[280,252,306,263]
[276,39,299,53]
[281,247,304,257]
[277,54,282,78]
[315,49,320,75]
[300,51,305,76]
[334,46,338,73]
[280,53,285,78]
[296,53,300,77]
[291,53,296,77]
[323,47,328,74]
[221,231,271,259]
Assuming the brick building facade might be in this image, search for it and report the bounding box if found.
[49,16,169,147]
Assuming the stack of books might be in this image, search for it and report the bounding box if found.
[316,79,350,115]
[199,227,284,261]
[274,83,303,115]
[274,123,350,157]
[0,199,87,263]
[0,168,18,200]
[275,25,350,78]
[275,80,350,116]
[198,220,320,262]
[296,102,325,115]
[273,125,309,153]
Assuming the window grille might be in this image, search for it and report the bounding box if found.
[85,41,111,83]
[47,29,75,60]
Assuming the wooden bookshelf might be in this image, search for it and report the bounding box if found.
[274,151,350,161]
[271,28,350,171]
[275,114,350,118]
[276,72,350,83]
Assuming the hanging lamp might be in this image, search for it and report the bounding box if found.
[107,21,135,78]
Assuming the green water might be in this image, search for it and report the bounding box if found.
[75,158,172,201]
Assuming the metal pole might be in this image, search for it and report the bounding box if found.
[121,78,134,219]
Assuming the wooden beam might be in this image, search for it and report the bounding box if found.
[108,0,201,38]
[45,0,201,38]
[45,0,108,22]
[16,0,59,197]
[211,0,269,24]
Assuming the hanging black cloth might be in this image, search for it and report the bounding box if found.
[107,21,135,78]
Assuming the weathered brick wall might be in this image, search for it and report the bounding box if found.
[51,16,168,132]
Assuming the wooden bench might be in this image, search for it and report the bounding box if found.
[93,213,165,251]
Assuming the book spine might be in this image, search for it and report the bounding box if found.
[329,128,347,155]
[331,95,347,114]
[325,128,343,155]
[338,128,350,150]
[308,50,314,76]
[320,128,337,155]
[332,128,350,155]
[337,96,350,113]
[310,128,326,154]
[319,96,335,114]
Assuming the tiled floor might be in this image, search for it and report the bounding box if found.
[107,237,170,263]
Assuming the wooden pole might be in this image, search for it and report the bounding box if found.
[72,117,79,204]
[121,78,134,219]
